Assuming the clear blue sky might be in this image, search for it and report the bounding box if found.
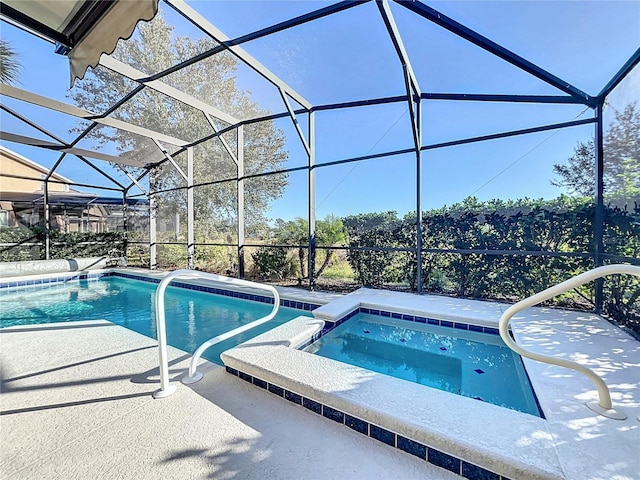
[1,0,639,221]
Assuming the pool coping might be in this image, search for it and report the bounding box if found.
[221,287,640,480]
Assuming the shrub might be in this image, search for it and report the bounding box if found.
[251,246,294,280]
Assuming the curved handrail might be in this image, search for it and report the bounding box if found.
[499,264,639,420]
[152,269,280,399]
[182,283,279,384]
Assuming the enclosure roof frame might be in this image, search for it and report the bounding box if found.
[0,0,637,196]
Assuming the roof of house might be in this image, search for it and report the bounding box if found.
[1,191,148,206]
[0,145,73,184]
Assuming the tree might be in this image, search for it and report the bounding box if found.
[342,211,400,237]
[315,215,347,278]
[0,39,20,84]
[551,103,640,197]
[605,104,640,196]
[551,141,595,196]
[274,217,308,278]
[69,12,288,239]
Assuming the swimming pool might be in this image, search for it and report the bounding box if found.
[0,274,314,364]
[305,312,541,416]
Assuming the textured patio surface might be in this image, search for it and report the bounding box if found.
[0,320,459,480]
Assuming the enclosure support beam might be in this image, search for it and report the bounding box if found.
[594,104,605,313]
[166,0,312,110]
[237,126,246,279]
[0,131,144,168]
[0,104,126,190]
[377,0,421,98]
[100,56,240,126]
[415,100,423,294]
[44,180,50,260]
[308,111,317,290]
[75,156,126,189]
[153,139,188,181]
[117,165,149,196]
[149,169,158,270]
[422,117,596,151]
[122,192,128,262]
[0,106,126,189]
[597,47,640,101]
[0,84,189,150]
[378,0,424,292]
[396,0,594,106]
[187,147,195,270]
[420,93,585,104]
[279,88,311,156]
[204,113,238,165]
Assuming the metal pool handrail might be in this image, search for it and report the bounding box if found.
[498,264,640,420]
[153,269,280,399]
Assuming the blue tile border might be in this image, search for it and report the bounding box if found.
[0,271,107,291]
[318,307,501,338]
[0,270,320,312]
[429,447,461,474]
[111,272,320,311]
[226,366,513,480]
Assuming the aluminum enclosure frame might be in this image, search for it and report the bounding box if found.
[1,0,638,315]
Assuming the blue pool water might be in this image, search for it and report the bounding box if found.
[0,277,312,364]
[305,313,541,416]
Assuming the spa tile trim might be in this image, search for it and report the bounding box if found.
[226,366,512,480]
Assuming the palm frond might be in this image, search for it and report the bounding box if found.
[0,39,21,84]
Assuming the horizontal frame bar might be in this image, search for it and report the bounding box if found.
[420,93,584,104]
[421,117,596,151]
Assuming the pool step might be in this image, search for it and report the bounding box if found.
[333,332,462,391]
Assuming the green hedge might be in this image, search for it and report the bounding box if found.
[346,198,639,334]
[0,227,125,261]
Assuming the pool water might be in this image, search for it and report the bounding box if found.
[0,277,312,364]
[305,313,541,416]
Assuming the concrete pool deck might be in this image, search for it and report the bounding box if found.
[1,279,639,479]
[0,319,460,480]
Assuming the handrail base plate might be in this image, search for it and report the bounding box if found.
[586,401,627,420]
[182,371,204,385]
[153,384,177,399]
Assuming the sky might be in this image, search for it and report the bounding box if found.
[1,0,639,222]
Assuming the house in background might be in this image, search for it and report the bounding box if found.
[0,145,148,233]
[1,145,71,228]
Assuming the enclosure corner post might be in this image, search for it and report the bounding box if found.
[187,146,195,270]
[149,168,158,270]
[308,110,316,290]
[594,103,605,313]
[122,191,128,261]
[237,126,245,279]
[43,180,50,260]
[415,97,423,294]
